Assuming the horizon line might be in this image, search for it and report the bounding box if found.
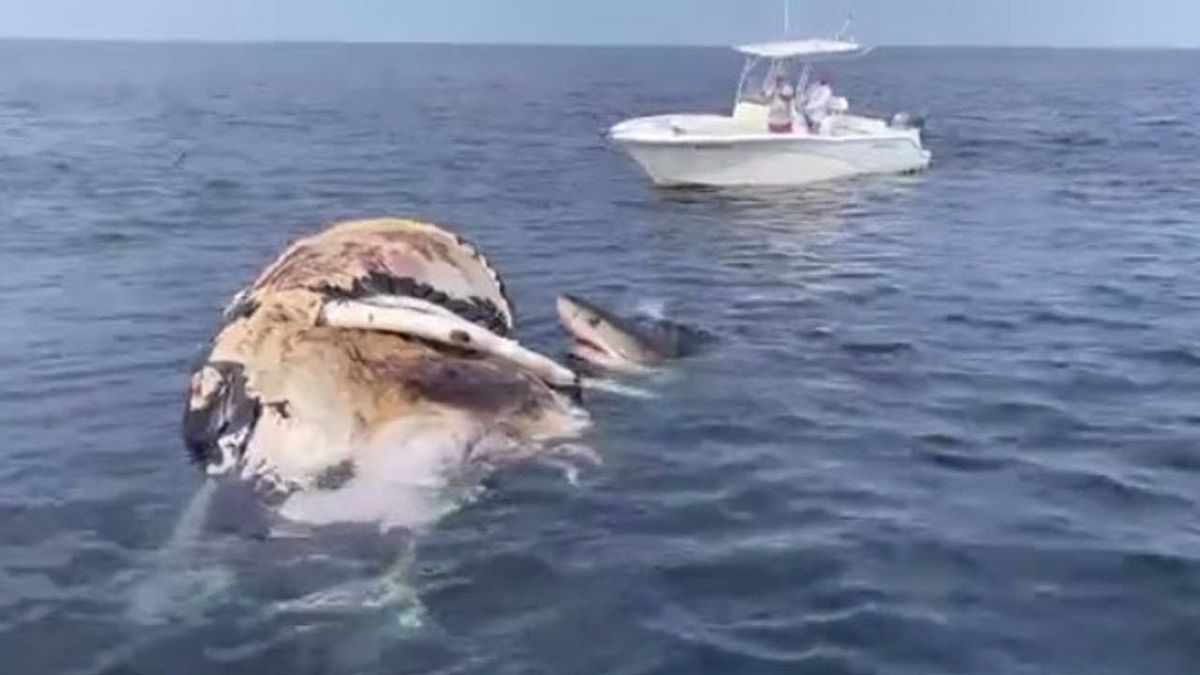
[0,35,1197,51]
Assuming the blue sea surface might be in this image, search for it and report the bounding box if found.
[1,42,1199,674]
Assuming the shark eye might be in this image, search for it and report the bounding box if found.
[587,317,600,327]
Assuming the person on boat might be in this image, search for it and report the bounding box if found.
[766,74,796,134]
[803,75,835,135]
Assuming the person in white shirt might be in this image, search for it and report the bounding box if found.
[803,75,834,135]
[766,74,796,134]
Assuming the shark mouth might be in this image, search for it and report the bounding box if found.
[570,335,613,358]
[565,334,644,374]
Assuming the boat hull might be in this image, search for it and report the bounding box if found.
[610,117,931,187]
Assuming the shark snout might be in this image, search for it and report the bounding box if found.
[556,293,594,325]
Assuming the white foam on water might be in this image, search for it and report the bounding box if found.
[581,377,659,399]
[125,479,236,627]
[634,297,668,320]
[265,544,428,630]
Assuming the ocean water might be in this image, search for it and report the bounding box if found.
[1,41,1199,674]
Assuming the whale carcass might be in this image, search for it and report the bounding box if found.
[183,218,587,523]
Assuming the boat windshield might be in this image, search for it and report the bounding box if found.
[736,56,807,106]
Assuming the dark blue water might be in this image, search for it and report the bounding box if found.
[2,41,1199,674]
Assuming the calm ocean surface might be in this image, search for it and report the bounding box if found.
[1,41,1199,674]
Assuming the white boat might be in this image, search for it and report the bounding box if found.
[608,37,931,188]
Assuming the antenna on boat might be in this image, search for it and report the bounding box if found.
[836,13,853,41]
[783,0,791,35]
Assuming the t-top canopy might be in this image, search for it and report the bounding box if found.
[734,39,863,59]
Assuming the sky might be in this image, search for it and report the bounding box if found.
[0,0,1196,48]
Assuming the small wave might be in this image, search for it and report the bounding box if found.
[1028,308,1091,326]
[916,431,967,448]
[1044,132,1109,148]
[220,116,311,132]
[1131,346,1200,368]
[1027,307,1144,330]
[1150,447,1200,473]
[1035,466,1191,509]
[203,178,242,192]
[979,399,1074,421]
[943,313,1018,330]
[915,448,1010,473]
[60,230,143,249]
[840,340,915,357]
[1086,282,1144,306]
[0,98,37,113]
[1139,115,1183,129]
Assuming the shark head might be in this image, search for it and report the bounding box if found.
[556,294,685,373]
